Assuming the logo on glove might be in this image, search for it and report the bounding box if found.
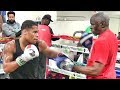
[29,49,35,57]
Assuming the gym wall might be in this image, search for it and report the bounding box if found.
[109,17,120,35]
[13,11,120,35]
[13,11,57,26]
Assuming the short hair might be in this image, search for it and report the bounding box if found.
[21,20,38,31]
[90,12,110,26]
[7,11,15,17]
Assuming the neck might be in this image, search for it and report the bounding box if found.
[19,37,30,49]
[41,23,48,26]
[100,27,109,34]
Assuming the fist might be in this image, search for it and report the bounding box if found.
[53,54,74,71]
[16,44,39,66]
[21,44,39,61]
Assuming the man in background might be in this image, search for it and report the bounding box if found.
[2,11,21,38]
[38,14,60,78]
[72,12,118,79]
[38,14,59,47]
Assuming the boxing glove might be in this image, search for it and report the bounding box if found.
[16,44,39,66]
[79,32,93,49]
[53,54,74,71]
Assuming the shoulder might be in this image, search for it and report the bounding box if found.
[49,26,52,31]
[37,40,47,47]
[37,40,48,51]
[93,38,108,48]
[15,22,20,26]
[94,38,105,44]
[4,40,16,53]
[49,26,52,29]
[16,22,20,24]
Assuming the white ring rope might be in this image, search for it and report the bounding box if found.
[51,43,89,54]
[47,65,86,79]
[47,43,88,79]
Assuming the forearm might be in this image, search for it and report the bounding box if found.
[72,66,99,76]
[3,28,15,36]
[3,61,19,73]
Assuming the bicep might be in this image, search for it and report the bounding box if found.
[40,44,53,57]
[2,42,14,64]
[38,41,58,58]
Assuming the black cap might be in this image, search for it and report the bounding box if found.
[42,14,53,22]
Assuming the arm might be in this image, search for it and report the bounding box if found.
[49,27,60,41]
[2,40,19,73]
[14,23,21,33]
[38,40,60,58]
[72,62,104,76]
[73,40,109,76]
[3,42,39,73]
[2,23,15,36]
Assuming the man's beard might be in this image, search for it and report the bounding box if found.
[7,20,15,24]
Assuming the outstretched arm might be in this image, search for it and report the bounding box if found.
[72,61,104,76]
[49,27,60,41]
[38,40,60,58]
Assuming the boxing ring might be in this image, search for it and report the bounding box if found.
[47,43,89,79]
[0,36,120,79]
[47,36,120,79]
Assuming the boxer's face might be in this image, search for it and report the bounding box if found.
[26,25,38,44]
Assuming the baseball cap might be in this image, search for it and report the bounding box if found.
[42,14,53,22]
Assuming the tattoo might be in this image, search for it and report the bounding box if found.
[2,40,15,62]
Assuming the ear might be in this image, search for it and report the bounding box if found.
[22,29,28,35]
[100,21,106,28]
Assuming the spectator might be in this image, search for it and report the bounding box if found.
[2,11,20,38]
[38,14,59,47]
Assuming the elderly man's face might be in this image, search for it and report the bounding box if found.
[90,17,103,36]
